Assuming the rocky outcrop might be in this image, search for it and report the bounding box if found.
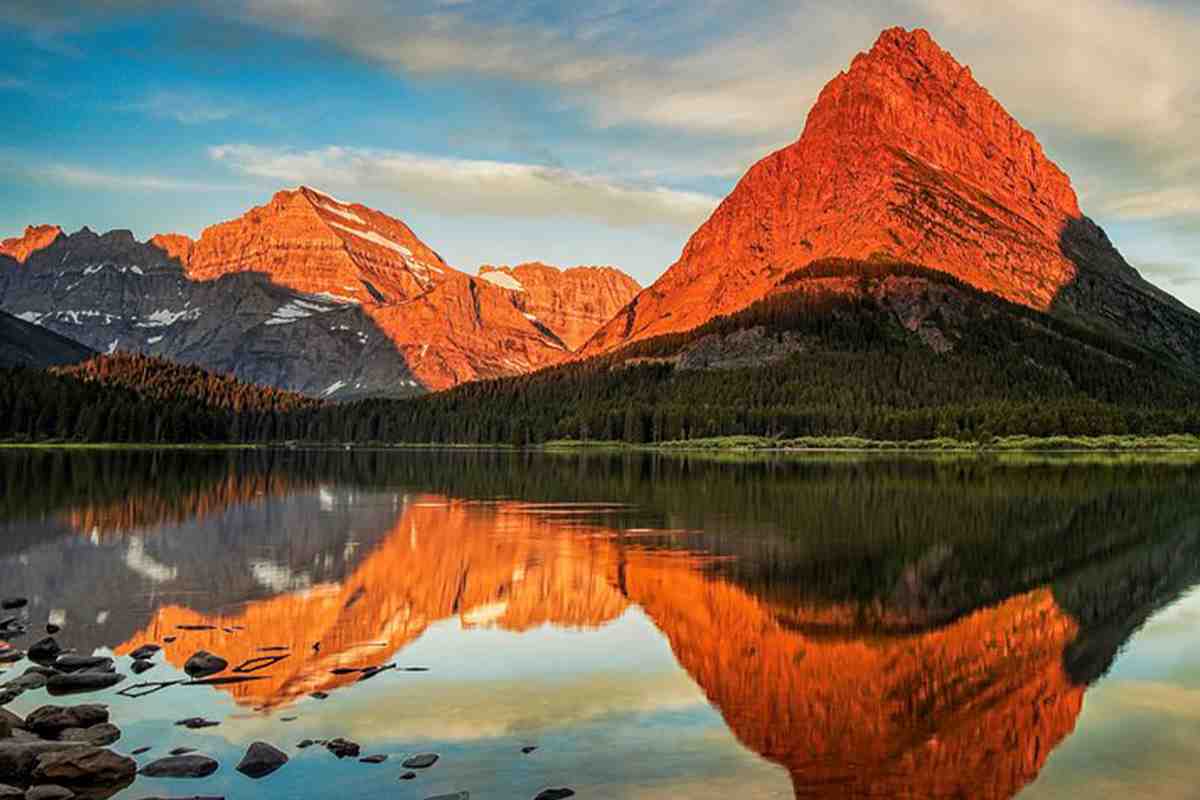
[478,263,640,350]
[582,27,1200,371]
[0,188,638,394]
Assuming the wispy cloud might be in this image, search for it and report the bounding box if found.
[1137,261,1200,287]
[209,143,719,229]
[123,90,240,124]
[33,163,238,192]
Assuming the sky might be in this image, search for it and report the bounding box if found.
[0,0,1197,309]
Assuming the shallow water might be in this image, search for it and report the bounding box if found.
[2,448,1200,799]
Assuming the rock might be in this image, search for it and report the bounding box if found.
[129,661,155,676]
[533,790,575,800]
[0,783,19,799]
[234,742,287,779]
[25,707,108,739]
[45,673,124,696]
[25,640,59,665]
[24,785,73,800]
[129,747,150,756]
[423,793,468,800]
[398,772,415,780]
[0,602,25,612]
[401,753,438,769]
[182,653,226,680]
[308,692,327,700]
[278,717,296,723]
[128,646,159,662]
[0,693,20,708]
[295,740,314,750]
[0,653,22,666]
[58,725,120,747]
[168,748,194,757]
[43,627,59,636]
[172,719,218,730]
[0,710,22,733]
[0,743,86,784]
[31,747,135,787]
[52,657,112,675]
[358,755,386,764]
[4,675,45,692]
[323,739,358,759]
[521,746,538,755]
[138,755,219,779]
[161,637,176,644]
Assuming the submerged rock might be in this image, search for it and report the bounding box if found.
[128,646,160,662]
[129,661,155,676]
[138,754,219,778]
[51,657,112,675]
[234,742,288,779]
[533,790,575,800]
[401,753,438,769]
[323,739,359,759]
[358,754,387,764]
[46,673,124,697]
[182,653,226,680]
[0,601,26,612]
[26,640,60,665]
[168,748,194,757]
[423,793,469,800]
[24,785,74,800]
[0,783,20,799]
[173,719,219,730]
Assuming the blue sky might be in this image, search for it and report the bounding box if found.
[1,1,1197,309]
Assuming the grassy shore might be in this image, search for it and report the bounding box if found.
[543,433,1200,452]
[4,434,1198,453]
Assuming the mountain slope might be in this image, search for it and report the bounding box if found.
[581,27,1200,371]
[478,262,641,350]
[0,309,92,368]
[0,190,637,395]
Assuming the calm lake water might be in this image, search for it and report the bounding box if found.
[2,448,1200,799]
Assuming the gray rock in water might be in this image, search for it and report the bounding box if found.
[168,748,195,757]
[51,657,112,675]
[323,739,359,759]
[58,724,120,747]
[45,673,124,697]
[32,747,136,787]
[127,645,160,661]
[182,652,226,680]
[24,785,74,800]
[138,754,219,779]
[25,639,60,664]
[234,742,288,779]
[0,743,87,784]
[129,747,150,756]
[172,718,219,730]
[398,771,416,780]
[533,790,575,800]
[0,782,20,799]
[401,753,438,769]
[423,793,469,800]
[358,754,387,764]
[24,707,108,739]
[129,661,156,676]
[0,601,25,612]
[0,693,19,709]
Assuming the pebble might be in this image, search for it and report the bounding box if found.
[533,790,575,800]
[358,754,387,764]
[173,718,220,730]
[401,753,439,769]
[24,785,74,800]
[398,772,416,781]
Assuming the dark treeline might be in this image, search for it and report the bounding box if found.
[2,266,1198,445]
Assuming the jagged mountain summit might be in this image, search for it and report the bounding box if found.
[582,27,1200,369]
[0,188,639,397]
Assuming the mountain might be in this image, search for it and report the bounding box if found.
[0,308,92,368]
[581,27,1200,370]
[0,188,638,396]
[478,262,641,350]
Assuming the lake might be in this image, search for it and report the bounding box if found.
[2,448,1199,799]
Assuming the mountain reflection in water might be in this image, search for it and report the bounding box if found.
[2,448,1199,799]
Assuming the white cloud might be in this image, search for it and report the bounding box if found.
[37,164,237,192]
[209,143,719,229]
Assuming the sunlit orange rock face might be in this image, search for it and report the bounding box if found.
[116,499,631,708]
[152,187,635,389]
[0,225,61,263]
[582,27,1188,357]
[478,263,641,350]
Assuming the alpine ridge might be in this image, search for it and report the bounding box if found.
[581,27,1200,369]
[0,188,640,396]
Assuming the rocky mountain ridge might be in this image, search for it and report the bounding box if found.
[0,189,638,396]
[581,27,1200,371]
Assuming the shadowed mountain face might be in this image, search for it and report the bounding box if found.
[0,309,92,368]
[3,450,1200,798]
[0,188,640,395]
[581,28,1200,371]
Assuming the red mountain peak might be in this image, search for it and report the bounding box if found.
[1,225,62,263]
